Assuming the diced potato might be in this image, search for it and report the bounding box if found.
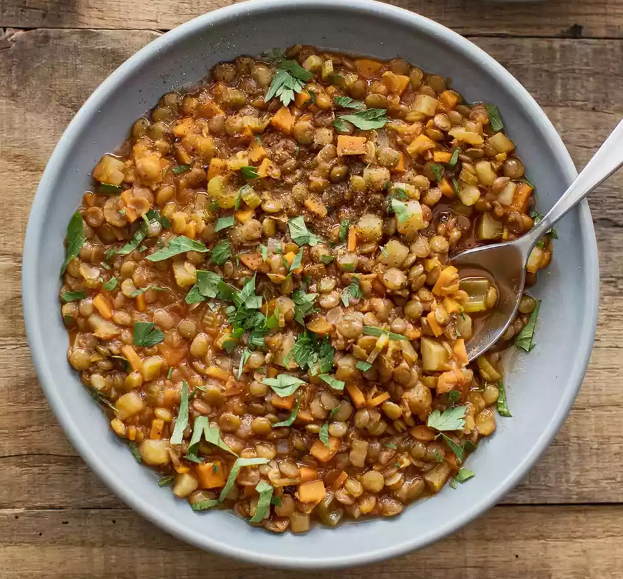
[457,182,481,206]
[356,213,383,243]
[527,246,546,273]
[93,154,125,185]
[497,181,517,207]
[303,55,323,72]
[208,175,238,208]
[273,332,298,369]
[475,161,497,186]
[448,127,484,145]
[172,260,197,288]
[140,439,171,466]
[475,408,497,436]
[141,356,164,381]
[423,461,452,493]
[476,212,504,241]
[396,200,426,237]
[412,94,439,117]
[420,337,450,372]
[380,239,409,268]
[349,438,368,467]
[321,58,334,81]
[88,314,121,340]
[115,391,145,420]
[173,473,199,498]
[477,355,502,382]
[488,132,515,154]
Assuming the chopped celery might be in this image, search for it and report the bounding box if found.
[460,277,491,313]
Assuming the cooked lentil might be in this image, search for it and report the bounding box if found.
[59,46,552,533]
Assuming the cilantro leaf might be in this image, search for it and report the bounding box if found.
[250,480,274,523]
[427,406,467,431]
[447,148,460,168]
[333,108,387,130]
[61,212,85,275]
[288,216,322,246]
[273,399,301,427]
[515,300,541,352]
[530,210,558,239]
[334,96,366,110]
[484,103,504,132]
[262,374,306,397]
[390,199,411,223]
[341,277,362,307]
[241,166,259,180]
[61,290,86,303]
[497,380,512,417]
[319,374,345,391]
[450,468,475,489]
[170,381,189,445]
[211,240,232,265]
[133,322,165,347]
[215,216,236,232]
[429,163,444,182]
[147,236,208,262]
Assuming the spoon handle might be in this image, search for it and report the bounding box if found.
[524,118,623,247]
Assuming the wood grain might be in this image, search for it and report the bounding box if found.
[2,20,623,577]
[1,0,623,39]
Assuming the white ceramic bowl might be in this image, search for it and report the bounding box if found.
[23,0,599,569]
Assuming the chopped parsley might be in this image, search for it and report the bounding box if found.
[102,277,118,291]
[338,219,350,243]
[99,183,122,194]
[429,163,444,182]
[390,199,411,223]
[450,468,475,489]
[334,96,366,110]
[264,54,313,107]
[291,290,319,326]
[185,270,223,305]
[128,441,142,463]
[362,326,408,341]
[132,322,165,347]
[286,331,334,375]
[61,290,86,303]
[219,457,270,502]
[273,398,301,427]
[319,407,340,448]
[172,164,191,174]
[215,216,236,232]
[288,216,322,246]
[250,480,274,523]
[319,374,345,391]
[447,148,460,168]
[147,236,208,262]
[341,277,362,307]
[241,166,259,180]
[210,240,233,265]
[262,374,306,397]
[427,406,467,432]
[333,108,387,131]
[170,381,189,445]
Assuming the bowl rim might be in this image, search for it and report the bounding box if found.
[22,0,599,569]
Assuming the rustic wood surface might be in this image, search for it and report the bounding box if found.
[1,0,623,575]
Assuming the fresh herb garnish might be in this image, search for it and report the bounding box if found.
[390,199,411,223]
[338,219,350,243]
[291,290,319,325]
[341,278,362,307]
[288,216,322,247]
[319,374,345,391]
[450,468,475,489]
[357,361,372,372]
[128,441,142,463]
[362,326,408,341]
[448,390,461,403]
[88,388,117,411]
[191,499,220,511]
[262,374,306,397]
[210,240,233,265]
[99,183,122,194]
[241,166,259,180]
[497,380,512,417]
[530,210,558,240]
[61,212,85,275]
[333,108,387,131]
[484,103,504,132]
[319,254,335,265]
[61,290,86,302]
[167,367,174,380]
[334,96,366,110]
[427,406,467,431]
[384,442,397,449]
[185,416,237,460]
[285,331,334,375]
[215,216,236,232]
[264,54,313,107]
[147,236,208,262]
[111,355,131,372]
[520,177,536,189]
[249,480,274,523]
[432,449,444,463]
[238,347,251,380]
[129,285,164,298]
[440,433,465,463]
[219,457,270,502]
[429,163,444,182]
[170,381,189,445]
[133,322,165,347]
[515,299,541,352]
[258,244,268,262]
[102,277,118,291]
[289,250,304,273]
[447,148,460,168]
[185,270,223,305]
[273,399,301,427]
[319,407,340,448]
[172,164,191,174]
[158,475,175,487]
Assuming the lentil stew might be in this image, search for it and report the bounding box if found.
[59,46,552,533]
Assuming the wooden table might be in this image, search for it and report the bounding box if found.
[2,0,623,576]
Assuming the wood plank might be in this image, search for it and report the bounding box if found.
[1,0,623,39]
[1,506,622,578]
[2,30,623,508]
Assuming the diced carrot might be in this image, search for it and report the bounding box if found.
[443,297,461,314]
[331,471,348,490]
[391,152,405,173]
[234,209,254,224]
[407,134,436,157]
[300,466,319,482]
[159,343,188,367]
[433,151,452,163]
[270,107,295,135]
[136,293,146,312]
[206,366,230,382]
[271,394,295,410]
[93,294,113,319]
[257,158,281,179]
[163,388,178,408]
[120,190,139,222]
[410,425,436,442]
[150,418,164,440]
[453,339,469,365]
[295,90,312,108]
[197,100,224,118]
[310,437,340,463]
[355,59,383,78]
[439,90,459,110]
[175,464,191,474]
[368,392,390,407]
[382,71,410,95]
[207,158,228,180]
[248,139,267,163]
[440,178,455,198]
[495,152,507,162]
[347,227,357,252]
[173,117,196,139]
[121,345,142,372]
[195,461,226,489]
[239,252,264,270]
[297,480,326,503]
[346,383,366,409]
[511,182,533,212]
[427,310,443,337]
[185,221,197,239]
[267,366,279,378]
[433,265,459,296]
[304,197,328,218]
[336,135,367,156]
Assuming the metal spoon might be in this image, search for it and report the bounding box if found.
[452,119,623,361]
